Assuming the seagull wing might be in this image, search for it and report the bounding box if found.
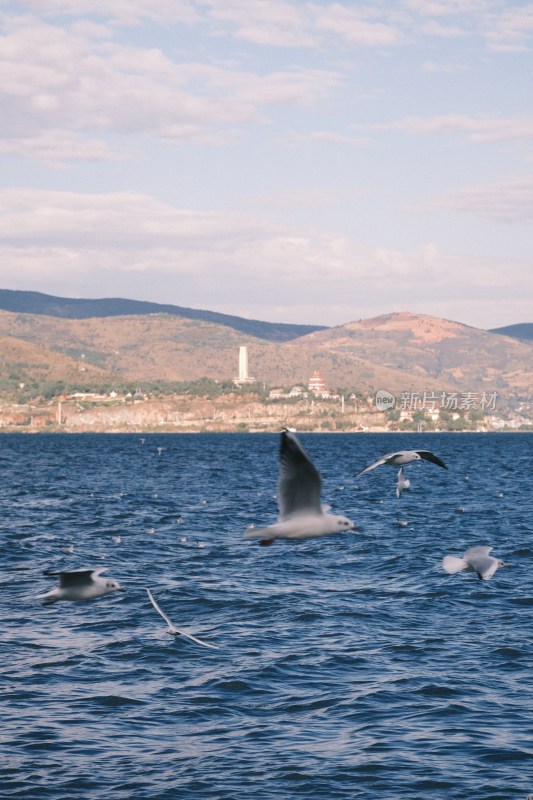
[174,630,220,649]
[59,568,107,588]
[396,467,405,498]
[442,555,469,574]
[146,588,175,629]
[278,430,322,519]
[146,589,219,649]
[466,554,499,580]
[355,453,391,477]
[416,450,448,469]
[464,546,493,560]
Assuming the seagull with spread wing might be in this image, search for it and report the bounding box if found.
[442,546,508,580]
[245,429,359,546]
[356,449,448,478]
[38,567,125,605]
[146,588,219,649]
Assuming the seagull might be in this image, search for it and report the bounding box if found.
[37,567,125,605]
[356,449,447,478]
[396,467,411,498]
[146,589,218,649]
[245,429,358,546]
[442,546,507,580]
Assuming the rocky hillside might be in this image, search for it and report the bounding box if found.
[0,308,531,399]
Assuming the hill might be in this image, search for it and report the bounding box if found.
[489,323,533,342]
[290,312,532,396]
[0,333,116,390]
[0,289,326,343]
[0,308,530,399]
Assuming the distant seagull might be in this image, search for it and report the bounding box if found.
[60,545,75,554]
[37,567,125,605]
[146,589,218,649]
[245,429,358,546]
[356,449,448,478]
[442,546,507,581]
[156,447,164,456]
[396,467,411,498]
[112,535,121,544]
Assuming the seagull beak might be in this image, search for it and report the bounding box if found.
[118,587,127,592]
[350,524,363,532]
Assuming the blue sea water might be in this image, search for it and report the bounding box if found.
[1,432,532,800]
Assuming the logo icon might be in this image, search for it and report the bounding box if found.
[375,389,396,411]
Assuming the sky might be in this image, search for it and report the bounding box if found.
[0,1,532,330]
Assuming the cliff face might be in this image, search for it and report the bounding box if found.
[1,391,529,433]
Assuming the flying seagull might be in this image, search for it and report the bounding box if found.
[146,588,219,649]
[442,546,507,581]
[356,449,447,478]
[245,428,358,546]
[396,467,411,498]
[37,567,125,605]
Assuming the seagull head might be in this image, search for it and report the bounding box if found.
[335,514,362,533]
[105,579,126,593]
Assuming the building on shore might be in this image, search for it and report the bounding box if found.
[308,370,330,398]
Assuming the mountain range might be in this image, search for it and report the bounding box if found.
[0,290,531,399]
[1,288,531,343]
[0,289,325,343]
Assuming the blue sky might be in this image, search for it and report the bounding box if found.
[0,1,532,328]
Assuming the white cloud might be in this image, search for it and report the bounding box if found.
[15,0,200,26]
[248,187,359,210]
[0,188,528,328]
[394,114,533,142]
[422,61,468,73]
[312,3,403,46]
[286,129,367,145]
[0,189,280,246]
[0,130,127,165]
[402,0,490,17]
[203,0,316,47]
[408,175,533,223]
[483,4,533,51]
[0,16,342,161]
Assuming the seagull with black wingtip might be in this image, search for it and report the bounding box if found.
[245,428,359,546]
[37,567,125,605]
[356,449,448,478]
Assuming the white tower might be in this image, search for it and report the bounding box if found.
[234,345,255,385]
[239,346,249,382]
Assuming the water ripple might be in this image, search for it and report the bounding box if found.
[1,432,532,799]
